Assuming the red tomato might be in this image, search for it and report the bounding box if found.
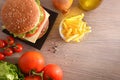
[6,36,14,45]
[13,43,23,52]
[3,40,7,46]
[0,52,5,60]
[24,76,41,80]
[43,64,63,80]
[0,39,6,48]
[18,51,45,74]
[4,48,13,56]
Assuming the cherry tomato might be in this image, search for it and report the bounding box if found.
[3,40,7,46]
[13,43,23,52]
[0,52,5,60]
[43,64,63,80]
[4,48,13,56]
[0,39,6,48]
[25,76,42,80]
[18,51,45,74]
[6,36,14,45]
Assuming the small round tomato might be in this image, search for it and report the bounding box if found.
[43,64,63,80]
[6,36,14,45]
[4,48,13,56]
[25,76,42,80]
[0,52,5,60]
[0,39,6,48]
[13,43,23,52]
[18,51,45,74]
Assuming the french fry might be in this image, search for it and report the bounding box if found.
[73,38,80,42]
[63,22,68,30]
[66,34,79,42]
[85,29,92,33]
[62,29,66,35]
[79,22,84,31]
[86,26,91,30]
[66,28,72,37]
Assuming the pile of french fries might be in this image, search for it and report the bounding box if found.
[62,13,91,42]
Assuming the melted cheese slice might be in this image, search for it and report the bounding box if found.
[24,10,50,43]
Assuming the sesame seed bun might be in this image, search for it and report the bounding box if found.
[1,0,40,34]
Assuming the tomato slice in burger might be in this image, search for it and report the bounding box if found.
[25,7,46,37]
[25,27,39,37]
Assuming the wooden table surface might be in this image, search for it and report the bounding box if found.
[0,0,120,80]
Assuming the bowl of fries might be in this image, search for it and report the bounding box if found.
[59,13,91,42]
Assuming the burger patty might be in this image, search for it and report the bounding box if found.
[38,19,49,38]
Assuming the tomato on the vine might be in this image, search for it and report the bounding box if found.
[6,36,14,45]
[4,48,13,56]
[13,43,23,52]
[25,76,42,80]
[43,64,63,80]
[18,51,45,74]
[0,39,6,48]
[0,52,5,60]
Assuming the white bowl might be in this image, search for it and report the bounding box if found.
[59,20,65,40]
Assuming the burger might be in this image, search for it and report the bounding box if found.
[1,0,50,43]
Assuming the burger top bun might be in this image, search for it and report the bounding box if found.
[1,0,40,34]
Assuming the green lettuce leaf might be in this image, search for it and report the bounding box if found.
[35,0,41,6]
[27,26,38,34]
[0,61,24,80]
[2,26,25,38]
[13,33,25,38]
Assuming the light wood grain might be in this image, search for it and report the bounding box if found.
[0,0,120,80]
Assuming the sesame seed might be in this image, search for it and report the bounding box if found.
[18,26,20,29]
[30,10,32,13]
[12,8,15,11]
[11,22,13,25]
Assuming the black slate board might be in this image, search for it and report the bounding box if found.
[3,8,58,50]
